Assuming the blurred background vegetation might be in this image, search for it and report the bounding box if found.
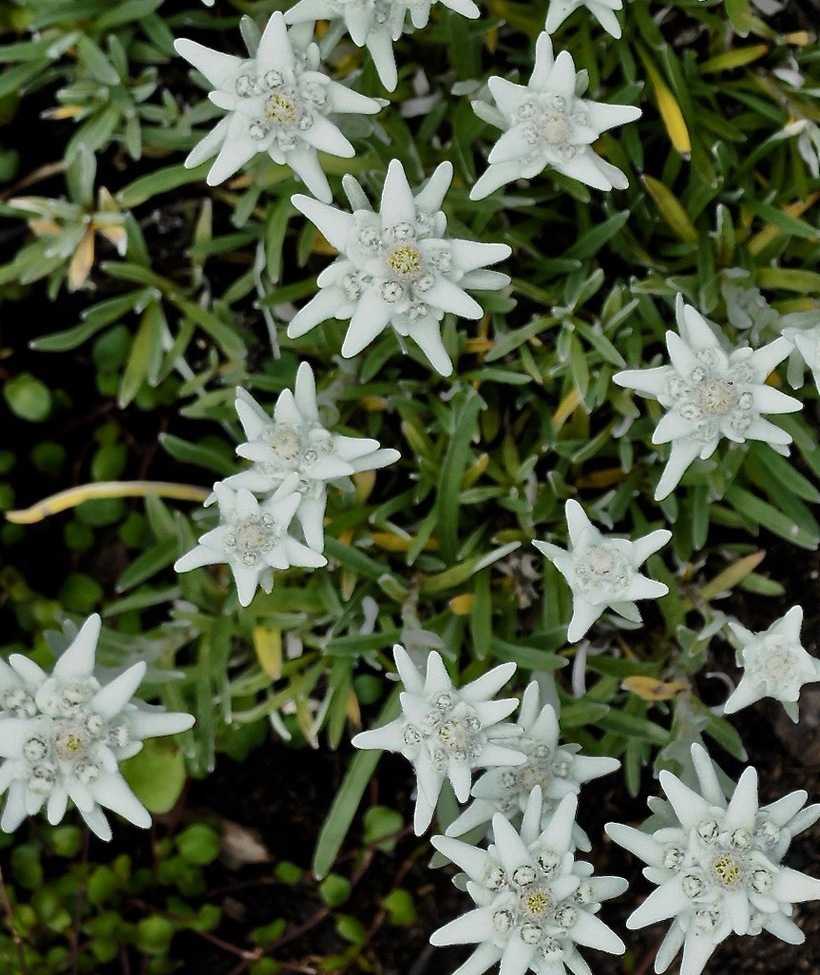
[0,0,818,972]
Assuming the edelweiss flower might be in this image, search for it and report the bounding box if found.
[174,482,327,607]
[607,743,820,975]
[284,0,480,92]
[0,615,194,840]
[470,32,641,200]
[533,500,671,643]
[545,0,624,39]
[431,787,627,974]
[614,295,803,501]
[724,606,819,723]
[219,362,399,551]
[446,681,620,851]
[174,12,382,199]
[289,159,512,375]
[351,645,526,834]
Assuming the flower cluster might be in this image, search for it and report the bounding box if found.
[470,33,641,199]
[432,787,627,975]
[175,362,399,606]
[614,295,802,500]
[533,500,671,643]
[289,159,511,375]
[284,0,480,91]
[607,743,820,975]
[445,681,620,852]
[0,615,194,840]
[175,13,382,199]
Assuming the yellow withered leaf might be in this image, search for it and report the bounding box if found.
[638,48,691,157]
[698,550,765,601]
[68,228,96,292]
[642,176,698,243]
[354,470,375,503]
[552,388,582,431]
[253,626,282,680]
[449,593,475,615]
[622,676,689,701]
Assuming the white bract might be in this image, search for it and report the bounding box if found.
[174,482,328,607]
[446,681,620,852]
[0,615,194,841]
[470,32,640,200]
[782,318,820,394]
[288,159,512,375]
[219,362,399,552]
[174,12,382,199]
[431,787,627,975]
[724,606,820,724]
[607,743,820,975]
[533,500,671,643]
[284,0,480,92]
[351,645,526,835]
[614,295,802,501]
[545,0,624,39]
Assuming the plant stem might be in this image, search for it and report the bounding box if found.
[0,864,28,975]
[5,481,209,525]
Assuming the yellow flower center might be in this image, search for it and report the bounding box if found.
[265,93,300,126]
[386,244,423,279]
[712,854,742,889]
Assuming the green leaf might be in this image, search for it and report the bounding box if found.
[121,739,187,814]
[437,391,483,562]
[312,689,400,879]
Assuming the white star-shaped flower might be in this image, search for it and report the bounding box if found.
[445,681,620,851]
[607,743,820,975]
[288,159,511,375]
[782,319,820,394]
[174,12,382,199]
[218,362,399,552]
[351,645,526,834]
[174,482,327,607]
[431,787,627,975]
[614,295,803,501]
[0,614,194,841]
[470,32,641,200]
[724,606,820,724]
[533,500,671,644]
[284,0,480,92]
[545,0,624,39]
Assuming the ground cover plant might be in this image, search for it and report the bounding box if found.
[0,0,819,973]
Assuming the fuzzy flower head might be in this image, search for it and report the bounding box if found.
[0,615,194,841]
[533,500,671,643]
[289,160,511,375]
[431,788,627,975]
[174,12,382,199]
[607,743,820,975]
[470,33,641,200]
[174,482,328,607]
[724,606,819,724]
[219,362,399,552]
[352,645,526,834]
[284,0,480,92]
[446,681,620,851]
[545,0,624,39]
[614,295,803,501]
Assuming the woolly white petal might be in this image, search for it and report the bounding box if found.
[430,907,495,946]
[54,613,101,679]
[91,662,146,720]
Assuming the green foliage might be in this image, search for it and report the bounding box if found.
[1,0,819,968]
